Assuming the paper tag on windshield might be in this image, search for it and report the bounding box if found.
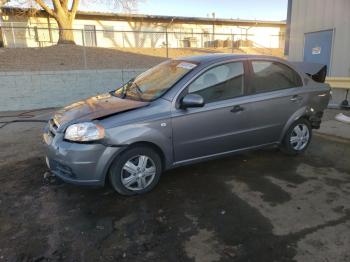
[176,62,197,70]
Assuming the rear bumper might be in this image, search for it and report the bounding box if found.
[43,128,124,186]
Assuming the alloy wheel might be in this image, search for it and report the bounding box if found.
[290,123,310,151]
[121,155,156,191]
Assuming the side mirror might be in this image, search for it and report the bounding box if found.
[180,94,205,109]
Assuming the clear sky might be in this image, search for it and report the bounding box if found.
[80,0,288,21]
[8,0,288,22]
[135,0,288,21]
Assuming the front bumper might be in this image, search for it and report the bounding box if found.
[43,127,123,186]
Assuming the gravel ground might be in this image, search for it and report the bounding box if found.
[0,109,349,261]
[0,46,283,72]
[0,46,167,72]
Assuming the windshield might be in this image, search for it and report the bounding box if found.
[113,60,197,101]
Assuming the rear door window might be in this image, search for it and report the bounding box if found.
[249,61,302,94]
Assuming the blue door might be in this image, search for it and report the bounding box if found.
[303,30,333,75]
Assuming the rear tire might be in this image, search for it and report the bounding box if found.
[109,146,162,196]
[281,118,312,155]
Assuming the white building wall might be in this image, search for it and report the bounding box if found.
[1,14,285,49]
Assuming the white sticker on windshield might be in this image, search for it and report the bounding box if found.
[176,62,197,70]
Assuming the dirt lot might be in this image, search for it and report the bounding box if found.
[0,46,283,72]
[0,109,350,262]
[0,46,166,72]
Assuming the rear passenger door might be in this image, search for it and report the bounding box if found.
[245,60,305,145]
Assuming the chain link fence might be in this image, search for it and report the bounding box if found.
[0,22,284,71]
[1,24,284,51]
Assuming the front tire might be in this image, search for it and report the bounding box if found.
[281,118,312,155]
[109,146,162,195]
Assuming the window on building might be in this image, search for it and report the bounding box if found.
[250,61,302,94]
[188,62,245,103]
[103,26,115,39]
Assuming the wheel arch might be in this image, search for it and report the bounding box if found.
[102,141,168,185]
[125,141,167,170]
[279,106,313,142]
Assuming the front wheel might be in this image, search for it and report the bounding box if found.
[281,118,312,155]
[109,146,162,195]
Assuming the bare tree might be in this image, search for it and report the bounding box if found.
[10,0,137,44]
[0,0,9,17]
[0,0,9,47]
[0,0,9,7]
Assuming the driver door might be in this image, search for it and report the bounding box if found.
[171,61,253,163]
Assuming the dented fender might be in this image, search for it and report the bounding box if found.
[279,106,310,142]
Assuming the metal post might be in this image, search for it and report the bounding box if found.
[165,29,169,58]
[81,29,87,69]
[11,22,16,48]
[47,16,53,44]
[231,34,234,53]
[0,7,4,47]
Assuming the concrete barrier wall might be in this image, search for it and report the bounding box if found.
[0,69,348,111]
[0,69,147,111]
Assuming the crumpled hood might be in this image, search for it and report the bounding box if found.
[53,93,149,127]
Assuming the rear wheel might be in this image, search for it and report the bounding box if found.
[281,118,312,155]
[109,146,162,195]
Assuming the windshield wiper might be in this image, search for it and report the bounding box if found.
[110,78,134,98]
[110,78,146,101]
[133,82,143,96]
[121,78,134,98]
[127,82,146,101]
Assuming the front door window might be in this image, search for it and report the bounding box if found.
[188,62,245,103]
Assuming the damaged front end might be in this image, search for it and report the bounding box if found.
[52,93,149,129]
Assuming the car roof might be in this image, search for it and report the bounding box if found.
[176,53,285,65]
[163,53,299,101]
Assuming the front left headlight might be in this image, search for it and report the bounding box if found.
[64,122,105,142]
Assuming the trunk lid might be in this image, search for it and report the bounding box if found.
[290,62,327,83]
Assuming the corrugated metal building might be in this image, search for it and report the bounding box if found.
[286,0,350,106]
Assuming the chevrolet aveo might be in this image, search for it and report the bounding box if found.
[43,54,331,195]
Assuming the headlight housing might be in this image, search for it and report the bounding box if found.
[64,122,105,142]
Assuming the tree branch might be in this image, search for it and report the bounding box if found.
[52,0,64,14]
[70,0,80,19]
[60,0,68,12]
[35,0,56,18]
[0,0,9,8]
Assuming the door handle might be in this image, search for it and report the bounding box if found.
[231,105,244,113]
[290,95,303,102]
